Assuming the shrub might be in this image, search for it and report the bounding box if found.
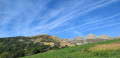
[81,47,89,53]
[0,52,10,58]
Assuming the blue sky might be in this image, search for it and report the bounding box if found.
[0,0,120,39]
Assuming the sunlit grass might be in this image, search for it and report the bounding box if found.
[89,43,120,51]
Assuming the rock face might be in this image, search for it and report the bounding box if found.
[98,34,110,39]
[73,36,83,40]
[83,34,111,39]
[70,34,103,41]
[71,34,111,40]
[84,34,97,39]
[65,34,119,45]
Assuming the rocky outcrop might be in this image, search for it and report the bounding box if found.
[98,34,110,39]
[65,34,119,45]
[84,34,97,39]
[72,34,111,40]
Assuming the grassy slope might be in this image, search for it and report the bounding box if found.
[23,38,120,58]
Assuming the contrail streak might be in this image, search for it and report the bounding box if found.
[37,0,112,32]
[40,0,50,9]
[65,13,120,31]
[81,22,120,32]
[53,13,120,34]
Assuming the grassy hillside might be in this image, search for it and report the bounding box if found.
[23,38,120,58]
[0,35,67,58]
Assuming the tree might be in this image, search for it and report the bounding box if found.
[32,48,40,54]
[0,52,10,58]
[13,49,25,58]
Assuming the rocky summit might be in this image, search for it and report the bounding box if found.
[64,34,120,45]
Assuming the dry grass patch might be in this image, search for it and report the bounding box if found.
[89,43,120,51]
[31,38,42,42]
[60,43,75,47]
[42,42,54,46]
[0,42,2,46]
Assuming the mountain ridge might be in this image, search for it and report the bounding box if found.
[63,34,120,45]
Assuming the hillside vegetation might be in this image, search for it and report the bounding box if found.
[23,38,120,58]
[0,35,69,58]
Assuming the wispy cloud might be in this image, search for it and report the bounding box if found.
[64,13,120,31]
[34,0,119,33]
[80,22,120,32]
[0,0,120,37]
[53,13,120,34]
